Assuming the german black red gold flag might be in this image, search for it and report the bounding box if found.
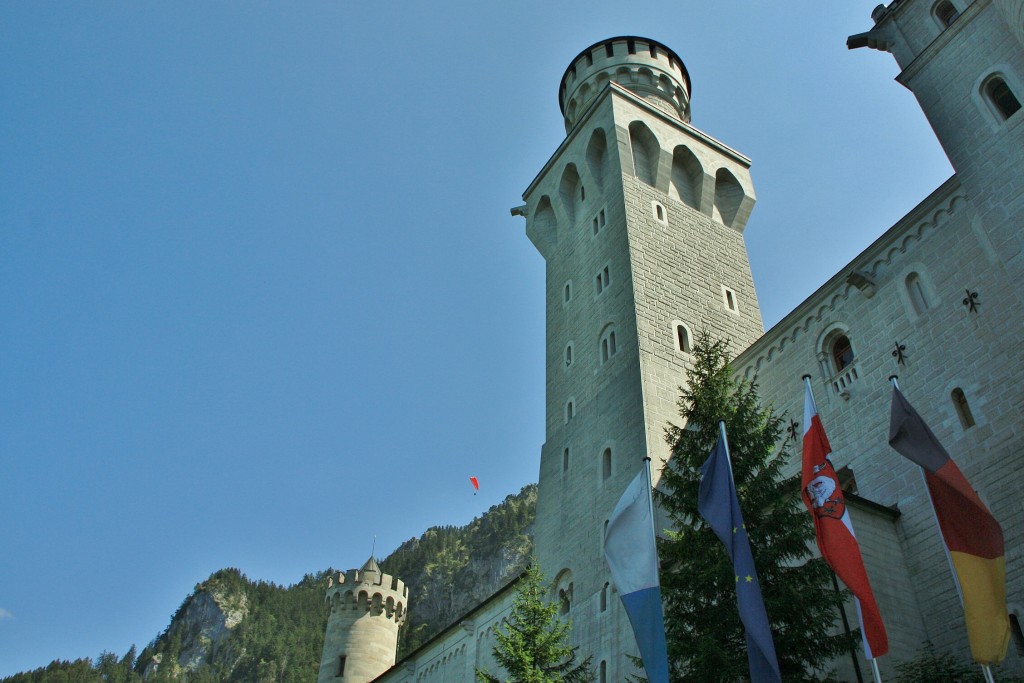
[888,386,1009,664]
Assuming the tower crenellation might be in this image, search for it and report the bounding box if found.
[559,36,691,133]
[317,557,407,683]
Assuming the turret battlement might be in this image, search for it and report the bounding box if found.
[559,36,691,132]
[327,568,408,599]
[318,556,408,683]
[323,558,407,624]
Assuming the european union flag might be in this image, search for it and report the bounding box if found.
[698,427,782,683]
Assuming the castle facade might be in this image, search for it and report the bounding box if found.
[320,1,1024,680]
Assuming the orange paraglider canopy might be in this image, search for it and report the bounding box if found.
[469,476,479,493]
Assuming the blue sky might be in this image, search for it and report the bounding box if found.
[0,2,952,677]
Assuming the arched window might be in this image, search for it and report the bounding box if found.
[934,0,959,28]
[952,388,976,429]
[565,400,575,423]
[984,76,1022,121]
[563,447,570,472]
[675,322,692,353]
[554,570,574,615]
[831,335,854,372]
[602,448,612,480]
[653,201,667,223]
[600,661,607,683]
[713,168,743,228]
[600,582,609,612]
[564,281,572,304]
[559,164,582,224]
[906,272,930,314]
[565,344,573,367]
[586,128,608,188]
[628,121,659,187]
[600,327,618,364]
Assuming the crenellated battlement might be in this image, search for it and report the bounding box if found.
[322,560,407,625]
[318,557,408,682]
[326,568,408,599]
[559,36,691,133]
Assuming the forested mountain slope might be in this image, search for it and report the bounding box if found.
[2,485,536,683]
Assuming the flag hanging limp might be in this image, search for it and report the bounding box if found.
[888,386,1010,664]
[604,465,670,683]
[801,381,888,659]
[698,427,781,683]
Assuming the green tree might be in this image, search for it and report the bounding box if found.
[476,564,593,683]
[657,332,851,682]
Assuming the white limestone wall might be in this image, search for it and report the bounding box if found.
[867,0,1024,284]
[734,178,1024,675]
[520,75,768,681]
[372,581,517,683]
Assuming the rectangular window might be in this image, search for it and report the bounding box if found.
[596,267,610,294]
[338,656,346,677]
[722,286,738,313]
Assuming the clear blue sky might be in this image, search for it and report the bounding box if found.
[0,2,951,677]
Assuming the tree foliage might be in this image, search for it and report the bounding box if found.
[657,332,852,682]
[893,643,980,683]
[383,484,537,654]
[4,485,538,683]
[475,564,593,683]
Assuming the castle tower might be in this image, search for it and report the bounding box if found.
[317,557,408,683]
[515,37,766,680]
[848,0,1024,283]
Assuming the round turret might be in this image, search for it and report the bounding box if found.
[559,36,691,133]
[317,557,408,683]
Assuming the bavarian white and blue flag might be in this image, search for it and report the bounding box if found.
[604,465,670,683]
[698,430,782,683]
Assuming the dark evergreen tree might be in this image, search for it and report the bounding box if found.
[657,332,852,682]
[475,564,593,683]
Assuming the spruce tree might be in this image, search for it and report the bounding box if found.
[657,332,852,681]
[476,564,594,683]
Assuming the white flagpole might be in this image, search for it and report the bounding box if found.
[718,420,733,477]
[870,658,882,683]
[807,376,882,683]
[889,376,995,681]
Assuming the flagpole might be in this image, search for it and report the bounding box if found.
[643,455,657,562]
[806,376,882,683]
[717,420,733,477]
[889,376,995,682]
[871,658,883,683]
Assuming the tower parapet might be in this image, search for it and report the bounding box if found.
[317,557,407,683]
[559,36,691,133]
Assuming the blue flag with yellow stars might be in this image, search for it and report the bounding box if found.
[698,429,782,683]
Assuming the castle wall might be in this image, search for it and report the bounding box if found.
[353,6,1024,679]
[734,176,1024,675]
[372,578,518,683]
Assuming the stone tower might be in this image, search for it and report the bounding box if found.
[848,0,1024,285]
[517,37,766,681]
[317,557,407,683]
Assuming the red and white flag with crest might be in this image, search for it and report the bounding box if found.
[801,379,889,659]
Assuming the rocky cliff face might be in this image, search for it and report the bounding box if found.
[1,485,537,683]
[381,485,537,655]
[129,484,537,682]
[141,580,249,679]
